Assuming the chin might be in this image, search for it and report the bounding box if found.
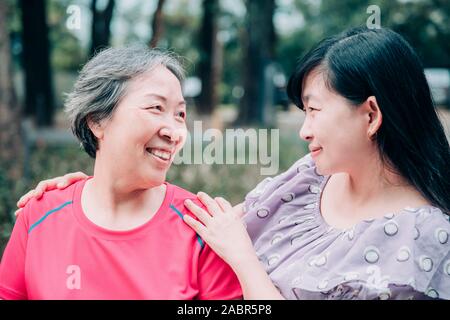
[140,172,167,188]
[314,161,332,176]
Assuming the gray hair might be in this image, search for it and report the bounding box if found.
[65,45,185,158]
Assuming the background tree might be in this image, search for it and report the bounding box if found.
[149,0,166,48]
[238,0,276,125]
[90,0,115,56]
[20,0,54,127]
[197,0,221,115]
[0,0,21,225]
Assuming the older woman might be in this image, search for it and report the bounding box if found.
[0,46,242,300]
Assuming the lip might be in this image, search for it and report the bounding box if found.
[145,147,174,165]
[147,152,171,166]
[309,146,322,157]
[147,146,175,154]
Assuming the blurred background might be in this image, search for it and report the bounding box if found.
[1,0,450,255]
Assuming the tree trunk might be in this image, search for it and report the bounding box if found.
[20,0,54,127]
[238,0,276,125]
[197,0,221,115]
[90,0,115,57]
[149,0,166,48]
[0,0,22,221]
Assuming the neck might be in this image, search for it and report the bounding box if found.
[83,156,166,224]
[340,151,415,207]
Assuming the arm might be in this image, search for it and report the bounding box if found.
[184,193,285,300]
[0,208,29,299]
[230,252,285,300]
[15,172,88,216]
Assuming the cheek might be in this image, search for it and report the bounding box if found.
[176,128,188,151]
[315,114,362,153]
[330,121,369,158]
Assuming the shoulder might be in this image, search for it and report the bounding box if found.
[21,180,81,231]
[243,153,326,242]
[164,184,214,254]
[164,182,206,229]
[332,206,450,297]
[347,206,449,268]
[283,206,449,299]
[167,183,203,214]
[169,183,198,202]
[245,153,319,200]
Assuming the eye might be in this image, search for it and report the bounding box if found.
[146,105,163,112]
[307,106,318,113]
[176,111,186,120]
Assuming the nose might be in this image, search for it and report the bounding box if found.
[299,116,313,142]
[159,122,184,144]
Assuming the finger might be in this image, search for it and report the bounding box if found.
[214,197,233,212]
[42,178,62,191]
[34,181,49,200]
[60,172,88,188]
[35,178,62,198]
[183,214,207,238]
[233,203,246,219]
[14,208,23,217]
[17,189,37,208]
[197,192,222,216]
[184,199,212,226]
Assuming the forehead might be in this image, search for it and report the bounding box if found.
[127,65,183,99]
[302,69,329,103]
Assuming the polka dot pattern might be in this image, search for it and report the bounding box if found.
[364,246,380,264]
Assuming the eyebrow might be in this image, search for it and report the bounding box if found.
[302,94,320,105]
[144,93,186,106]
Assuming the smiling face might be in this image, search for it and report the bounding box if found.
[299,69,377,176]
[92,65,187,188]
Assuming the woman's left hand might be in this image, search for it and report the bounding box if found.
[183,192,255,268]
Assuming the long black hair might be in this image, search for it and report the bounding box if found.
[287,27,450,215]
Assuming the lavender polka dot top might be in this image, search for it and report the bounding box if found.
[243,154,450,300]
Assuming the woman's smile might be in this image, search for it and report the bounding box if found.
[309,145,323,158]
[146,147,173,165]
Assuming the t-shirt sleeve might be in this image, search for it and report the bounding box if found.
[188,200,242,300]
[0,209,29,300]
[196,242,243,300]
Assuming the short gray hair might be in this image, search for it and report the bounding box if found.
[65,45,185,158]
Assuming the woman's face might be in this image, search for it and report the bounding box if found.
[299,69,375,176]
[95,65,187,187]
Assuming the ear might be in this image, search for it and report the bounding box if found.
[87,116,105,140]
[363,96,382,140]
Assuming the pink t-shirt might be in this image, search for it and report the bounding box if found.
[0,179,242,300]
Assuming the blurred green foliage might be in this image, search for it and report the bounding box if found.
[277,0,450,76]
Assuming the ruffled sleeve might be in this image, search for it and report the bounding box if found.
[242,153,324,242]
